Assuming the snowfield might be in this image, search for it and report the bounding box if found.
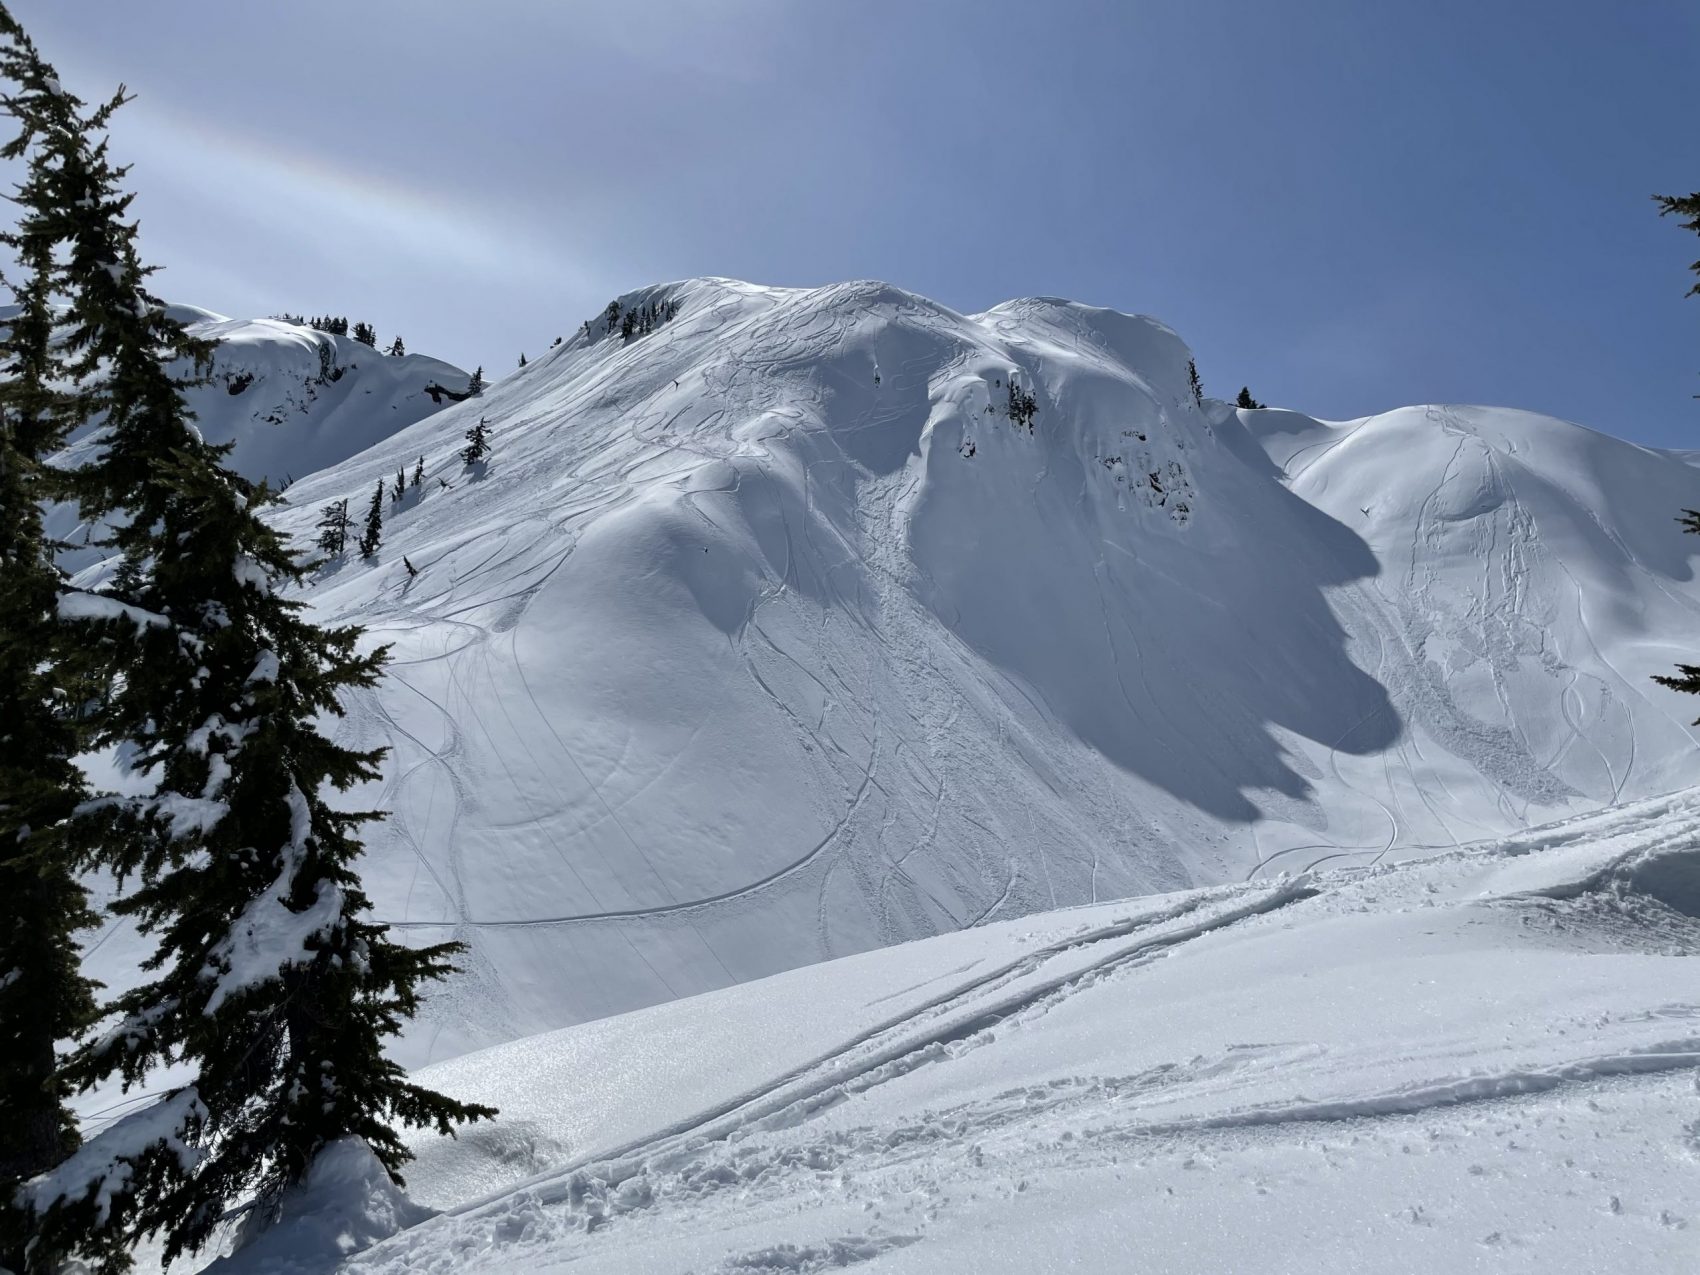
[173,276,1700,1064]
[52,278,1700,1271]
[231,793,1700,1273]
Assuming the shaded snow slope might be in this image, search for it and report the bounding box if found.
[245,792,1700,1274]
[204,276,1700,1065]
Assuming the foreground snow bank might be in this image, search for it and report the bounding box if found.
[203,790,1700,1274]
[202,1141,433,1275]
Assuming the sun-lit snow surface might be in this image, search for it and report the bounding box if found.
[179,275,1700,1066]
[45,304,466,570]
[214,793,1700,1274]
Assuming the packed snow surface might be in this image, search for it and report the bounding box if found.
[222,793,1700,1273]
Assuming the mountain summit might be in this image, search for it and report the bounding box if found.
[76,278,1700,1066]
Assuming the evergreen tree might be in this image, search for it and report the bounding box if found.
[1654,188,1700,712]
[359,480,384,558]
[315,498,350,558]
[1187,359,1203,406]
[517,351,526,368]
[462,416,491,466]
[391,466,406,504]
[4,33,491,1268]
[1006,379,1037,432]
[1235,386,1263,410]
[411,456,424,489]
[387,334,405,357]
[604,299,621,334]
[0,19,101,1267]
[467,365,484,395]
[1656,190,1700,300]
[352,321,376,348]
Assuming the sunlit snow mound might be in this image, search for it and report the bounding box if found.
[240,793,1700,1274]
[206,277,1700,1062]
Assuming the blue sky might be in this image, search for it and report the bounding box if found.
[18,0,1699,445]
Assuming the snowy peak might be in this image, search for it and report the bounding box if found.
[206,276,1700,1066]
[44,306,469,575]
[50,306,469,490]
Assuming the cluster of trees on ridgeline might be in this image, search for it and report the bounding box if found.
[0,8,493,1273]
[274,312,407,355]
[578,295,680,344]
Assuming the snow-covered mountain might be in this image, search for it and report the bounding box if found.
[55,278,1700,1273]
[125,275,1696,1070]
[47,304,467,569]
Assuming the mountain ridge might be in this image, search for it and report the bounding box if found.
[65,277,1700,1068]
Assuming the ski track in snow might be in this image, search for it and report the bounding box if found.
[51,285,1700,1274]
[334,289,1700,1057]
[320,793,1700,1275]
[66,275,1700,1082]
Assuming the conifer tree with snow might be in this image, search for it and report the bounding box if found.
[360,479,384,558]
[1187,358,1203,406]
[6,26,493,1267]
[1653,186,1700,711]
[1235,386,1263,410]
[518,351,526,368]
[392,465,406,504]
[467,365,484,395]
[352,320,376,348]
[0,21,102,1266]
[462,415,491,466]
[411,455,424,489]
[315,497,350,558]
[387,334,404,357]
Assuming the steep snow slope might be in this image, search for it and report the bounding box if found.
[227,793,1700,1274]
[47,304,466,568]
[1243,402,1700,866]
[222,277,1700,1065]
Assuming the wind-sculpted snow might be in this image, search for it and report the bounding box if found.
[225,793,1700,1274]
[76,278,1700,1072]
